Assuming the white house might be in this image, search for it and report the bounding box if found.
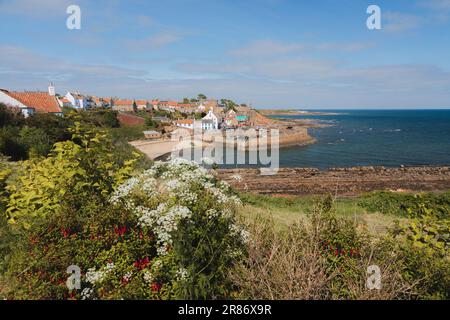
[175,119,195,130]
[202,109,219,129]
[135,100,151,111]
[197,103,207,113]
[201,119,215,131]
[65,92,88,109]
[226,109,236,117]
[0,89,35,117]
[0,83,62,117]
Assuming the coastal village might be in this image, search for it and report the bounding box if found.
[0,83,315,160]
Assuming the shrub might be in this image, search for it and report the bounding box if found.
[230,196,414,300]
[94,158,247,299]
[0,103,25,127]
[145,117,159,129]
[0,127,27,161]
[359,191,450,219]
[392,198,449,299]
[18,126,51,158]
[76,109,120,128]
[1,125,246,300]
[24,113,72,142]
[5,122,139,228]
[0,123,141,299]
[109,125,145,141]
[0,108,72,161]
[0,156,16,275]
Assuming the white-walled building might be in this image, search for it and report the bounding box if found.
[0,89,35,117]
[201,119,215,131]
[65,92,88,109]
[175,119,195,130]
[0,83,62,117]
[197,103,207,113]
[202,109,219,129]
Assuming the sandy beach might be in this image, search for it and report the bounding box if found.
[130,125,317,160]
[129,140,182,160]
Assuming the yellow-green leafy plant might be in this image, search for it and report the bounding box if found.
[392,198,449,299]
[0,123,142,299]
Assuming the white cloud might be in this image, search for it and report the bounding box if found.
[0,0,75,16]
[0,45,146,81]
[174,48,450,108]
[229,40,306,57]
[1,45,450,108]
[228,40,372,58]
[135,15,155,27]
[125,32,182,50]
[383,11,424,33]
[418,0,450,10]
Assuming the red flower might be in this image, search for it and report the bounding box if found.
[114,226,127,237]
[141,257,150,267]
[60,228,70,238]
[133,257,150,270]
[151,282,162,293]
[29,236,38,245]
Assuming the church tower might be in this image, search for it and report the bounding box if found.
[48,82,55,96]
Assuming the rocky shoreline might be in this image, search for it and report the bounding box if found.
[217,166,450,196]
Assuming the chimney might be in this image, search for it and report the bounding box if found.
[48,82,55,96]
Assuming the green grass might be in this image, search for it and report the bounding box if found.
[358,190,450,219]
[105,126,153,170]
[108,125,146,142]
[238,192,407,234]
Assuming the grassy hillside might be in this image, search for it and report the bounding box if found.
[238,193,407,234]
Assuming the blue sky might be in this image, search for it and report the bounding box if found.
[1,0,450,108]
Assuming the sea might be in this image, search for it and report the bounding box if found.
[271,109,450,169]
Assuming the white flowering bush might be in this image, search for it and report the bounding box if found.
[82,158,247,299]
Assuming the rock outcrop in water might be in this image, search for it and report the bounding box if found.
[217,166,450,196]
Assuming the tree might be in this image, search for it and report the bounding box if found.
[0,103,25,127]
[220,99,237,112]
[197,94,207,101]
[145,117,158,129]
[19,126,51,158]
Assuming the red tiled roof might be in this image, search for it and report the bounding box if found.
[177,119,194,125]
[159,101,178,107]
[114,99,133,106]
[178,103,195,108]
[176,119,194,125]
[135,100,147,105]
[7,91,61,113]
